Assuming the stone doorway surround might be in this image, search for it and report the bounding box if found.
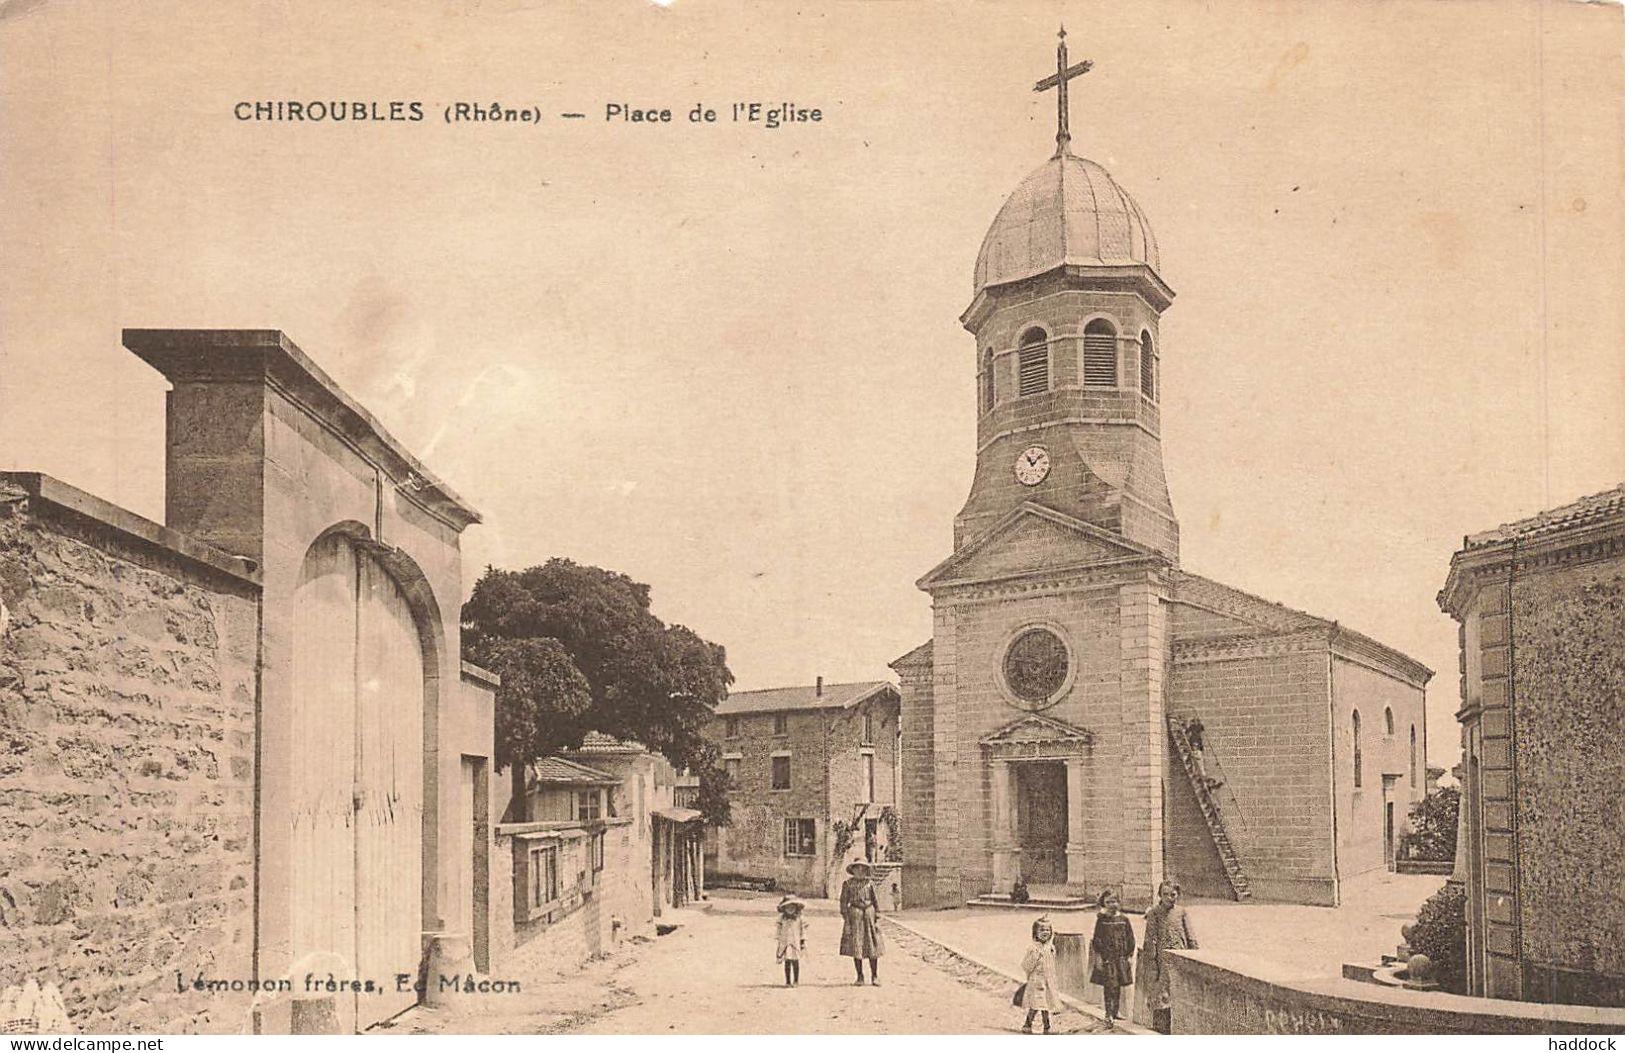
[981,714,1094,895]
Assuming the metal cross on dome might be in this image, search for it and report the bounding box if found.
[1033,25,1093,157]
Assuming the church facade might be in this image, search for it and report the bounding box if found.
[895,36,1432,911]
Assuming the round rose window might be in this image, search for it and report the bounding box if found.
[1003,627,1069,707]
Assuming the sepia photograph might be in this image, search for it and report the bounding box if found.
[1,0,1622,1039]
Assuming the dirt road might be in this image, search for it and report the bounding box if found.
[401,892,1113,1035]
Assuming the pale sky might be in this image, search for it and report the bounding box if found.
[3,0,1622,770]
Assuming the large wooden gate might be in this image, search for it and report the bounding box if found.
[291,534,425,1031]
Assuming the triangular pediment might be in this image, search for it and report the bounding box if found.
[980,713,1095,757]
[919,502,1158,591]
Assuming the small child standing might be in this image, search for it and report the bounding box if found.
[1017,916,1059,1034]
[1089,889,1136,1022]
[775,895,807,987]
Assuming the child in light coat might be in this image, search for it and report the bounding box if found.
[775,895,807,987]
[1017,916,1059,1033]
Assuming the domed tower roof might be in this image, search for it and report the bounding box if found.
[973,151,1160,295]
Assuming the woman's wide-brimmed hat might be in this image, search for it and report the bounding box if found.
[846,860,872,875]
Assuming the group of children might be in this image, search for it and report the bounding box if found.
[773,886,1138,1034]
[1013,889,1136,1033]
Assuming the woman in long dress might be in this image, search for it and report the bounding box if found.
[1136,880,1197,1034]
[838,861,885,985]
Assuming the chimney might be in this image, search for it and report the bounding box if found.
[815,676,823,698]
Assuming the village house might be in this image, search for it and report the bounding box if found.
[1439,483,1625,1007]
[497,733,704,979]
[0,329,504,1034]
[703,679,901,898]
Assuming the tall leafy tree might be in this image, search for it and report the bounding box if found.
[462,559,734,823]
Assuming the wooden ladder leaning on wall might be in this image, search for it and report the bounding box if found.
[1167,715,1252,901]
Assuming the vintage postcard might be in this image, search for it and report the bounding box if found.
[1,0,1622,1039]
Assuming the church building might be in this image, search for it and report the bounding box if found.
[894,34,1432,911]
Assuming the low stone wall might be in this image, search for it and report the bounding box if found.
[1166,949,1625,1034]
[1396,859,1455,876]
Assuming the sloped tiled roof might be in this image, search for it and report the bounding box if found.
[1463,484,1625,549]
[1172,570,1432,685]
[1172,571,1331,636]
[713,680,898,716]
[530,756,618,785]
[574,731,645,754]
[889,640,934,671]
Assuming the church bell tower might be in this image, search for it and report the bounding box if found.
[955,29,1179,560]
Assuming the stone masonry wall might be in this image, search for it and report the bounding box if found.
[1510,556,1625,1006]
[894,651,936,908]
[1332,657,1426,884]
[1166,948,1625,1035]
[946,582,1123,898]
[710,710,831,896]
[0,480,259,1033]
[825,697,900,873]
[1168,648,1336,905]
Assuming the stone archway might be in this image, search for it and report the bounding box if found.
[289,531,427,1030]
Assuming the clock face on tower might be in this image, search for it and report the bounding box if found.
[1014,445,1050,486]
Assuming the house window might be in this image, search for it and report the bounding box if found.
[862,711,873,745]
[528,843,560,908]
[773,713,789,736]
[1017,328,1049,397]
[1384,707,1395,736]
[724,716,739,739]
[784,818,817,857]
[1083,318,1118,386]
[981,348,995,411]
[723,757,740,788]
[771,754,791,790]
[1353,711,1363,789]
[591,831,605,873]
[577,790,601,822]
[864,753,875,803]
[1410,726,1418,787]
[1139,330,1156,400]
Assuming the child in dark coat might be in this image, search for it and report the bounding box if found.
[1090,889,1136,1021]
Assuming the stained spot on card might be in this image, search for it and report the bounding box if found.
[1416,210,1466,269]
[1266,42,1310,94]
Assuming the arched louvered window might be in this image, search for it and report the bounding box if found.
[1083,318,1118,387]
[1410,725,1418,787]
[981,348,995,412]
[1385,707,1395,736]
[1139,330,1156,401]
[1017,328,1049,397]
[1353,711,1363,789]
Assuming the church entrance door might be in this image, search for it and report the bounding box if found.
[1016,762,1068,885]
